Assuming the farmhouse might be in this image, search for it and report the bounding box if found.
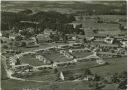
[20,37,39,48]
[36,34,52,43]
[93,35,106,42]
[120,40,127,48]
[104,36,115,44]
[119,22,127,30]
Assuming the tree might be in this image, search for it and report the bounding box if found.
[93,29,98,34]
[15,58,21,65]
[15,35,23,41]
[2,45,8,49]
[9,42,13,50]
[119,71,127,79]
[20,28,34,38]
[93,74,101,81]
[118,79,127,89]
[88,82,105,90]
[81,68,92,79]
[83,68,92,76]
[3,32,9,38]
[111,73,120,83]
[28,66,33,72]
[54,68,59,74]
[76,24,82,29]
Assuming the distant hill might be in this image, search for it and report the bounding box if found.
[1,1,126,15]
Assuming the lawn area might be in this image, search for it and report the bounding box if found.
[19,54,47,66]
[2,78,120,90]
[41,51,72,62]
[72,51,92,58]
[58,60,98,74]
[18,43,71,66]
[1,79,51,90]
[91,57,127,76]
[24,73,57,82]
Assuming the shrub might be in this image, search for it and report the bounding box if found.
[2,44,8,49]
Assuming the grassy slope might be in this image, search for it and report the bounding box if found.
[2,79,91,90]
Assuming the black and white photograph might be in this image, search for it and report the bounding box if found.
[1,0,127,90]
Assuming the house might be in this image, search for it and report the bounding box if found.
[120,40,127,48]
[20,37,39,48]
[96,59,106,65]
[83,75,95,81]
[0,33,2,37]
[43,28,56,35]
[104,36,114,44]
[119,22,127,30]
[36,55,47,63]
[69,22,82,28]
[93,35,107,42]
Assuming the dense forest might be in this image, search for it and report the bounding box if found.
[1,9,87,36]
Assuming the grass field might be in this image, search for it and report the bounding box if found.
[20,49,72,66]
[91,57,127,76]
[24,73,57,82]
[19,54,47,66]
[41,50,72,62]
[2,78,119,90]
[1,79,91,90]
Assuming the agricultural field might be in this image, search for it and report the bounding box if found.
[82,15,127,36]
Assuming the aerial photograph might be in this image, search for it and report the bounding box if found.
[1,0,127,90]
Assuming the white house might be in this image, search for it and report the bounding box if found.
[104,36,114,44]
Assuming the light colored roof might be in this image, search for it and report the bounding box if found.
[100,44,118,47]
[37,34,51,41]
